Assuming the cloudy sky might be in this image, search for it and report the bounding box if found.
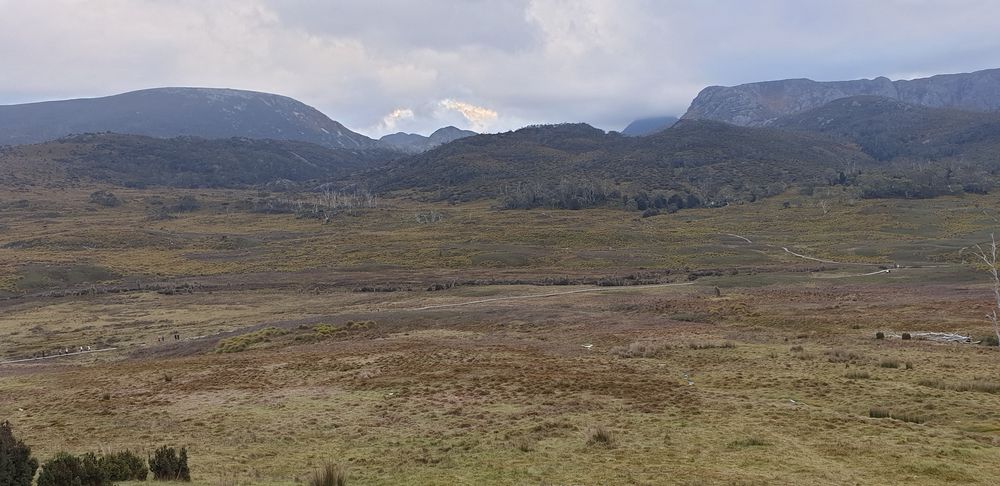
[1,0,999,137]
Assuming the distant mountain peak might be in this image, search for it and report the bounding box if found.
[0,87,375,148]
[379,126,476,153]
[621,116,679,136]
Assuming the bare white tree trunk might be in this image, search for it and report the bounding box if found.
[973,233,1000,344]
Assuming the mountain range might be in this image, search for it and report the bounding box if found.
[683,68,1000,126]
[3,68,1000,209]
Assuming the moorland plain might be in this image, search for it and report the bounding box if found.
[1,186,999,484]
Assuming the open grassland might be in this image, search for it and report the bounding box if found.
[2,186,1000,484]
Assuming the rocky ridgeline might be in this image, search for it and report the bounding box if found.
[683,68,1000,126]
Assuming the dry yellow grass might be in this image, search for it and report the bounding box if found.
[2,186,1000,484]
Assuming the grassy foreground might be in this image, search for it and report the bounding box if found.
[1,186,999,484]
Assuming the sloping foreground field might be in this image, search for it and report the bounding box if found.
[1,187,999,484]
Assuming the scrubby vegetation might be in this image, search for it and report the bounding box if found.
[215,327,288,353]
[88,190,121,207]
[36,452,107,486]
[149,446,190,481]
[0,421,38,486]
[3,133,400,188]
[33,449,149,486]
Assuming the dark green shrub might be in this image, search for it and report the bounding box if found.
[901,332,912,340]
[37,452,109,486]
[98,450,148,481]
[0,420,38,486]
[875,331,885,340]
[88,190,121,207]
[149,446,190,481]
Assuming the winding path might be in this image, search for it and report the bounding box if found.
[725,233,891,272]
[0,347,118,365]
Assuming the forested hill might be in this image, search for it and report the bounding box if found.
[0,133,401,189]
[370,120,874,207]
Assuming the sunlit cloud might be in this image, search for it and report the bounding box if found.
[373,108,415,135]
[438,99,499,131]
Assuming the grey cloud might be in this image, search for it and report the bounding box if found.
[0,0,998,136]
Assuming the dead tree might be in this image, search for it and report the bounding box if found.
[972,233,1000,345]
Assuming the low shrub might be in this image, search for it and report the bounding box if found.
[979,335,999,346]
[901,332,912,340]
[216,327,287,353]
[879,359,900,369]
[149,446,190,481]
[845,371,871,380]
[37,452,108,486]
[99,450,148,481]
[875,331,885,340]
[37,450,148,486]
[89,190,121,208]
[0,421,39,486]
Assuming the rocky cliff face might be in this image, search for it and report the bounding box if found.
[683,68,1000,126]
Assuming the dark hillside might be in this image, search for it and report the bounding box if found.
[0,133,401,188]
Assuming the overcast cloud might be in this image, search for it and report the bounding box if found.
[1,0,999,136]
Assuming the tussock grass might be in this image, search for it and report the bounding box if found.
[879,359,900,369]
[687,341,735,350]
[826,348,864,363]
[309,463,347,486]
[918,378,1000,394]
[586,425,615,446]
[511,436,534,452]
[869,407,926,424]
[612,341,669,358]
[727,436,768,448]
[845,371,871,380]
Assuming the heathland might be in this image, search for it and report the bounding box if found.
[2,183,999,485]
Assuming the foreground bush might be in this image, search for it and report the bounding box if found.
[36,452,108,486]
[149,446,190,481]
[0,421,38,486]
[99,450,148,481]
